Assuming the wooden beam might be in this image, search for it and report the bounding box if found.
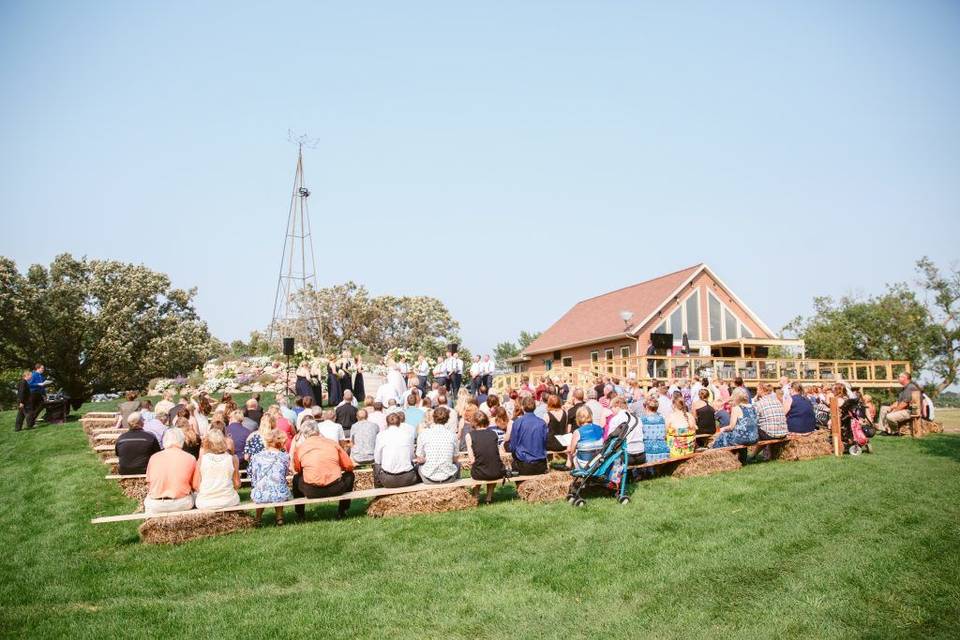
[91,474,548,524]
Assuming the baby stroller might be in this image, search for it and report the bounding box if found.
[566,413,639,507]
[840,396,875,456]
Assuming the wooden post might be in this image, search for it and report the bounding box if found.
[910,390,922,438]
[830,396,842,457]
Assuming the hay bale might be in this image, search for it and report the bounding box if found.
[366,487,476,518]
[672,449,742,478]
[118,477,149,511]
[774,431,833,461]
[516,472,570,503]
[905,419,943,437]
[139,511,255,544]
[354,469,374,491]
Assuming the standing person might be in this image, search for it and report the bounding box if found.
[14,370,31,432]
[505,396,548,475]
[433,357,448,393]
[115,412,161,475]
[469,355,482,395]
[193,430,241,510]
[26,363,49,429]
[352,355,366,404]
[481,355,495,391]
[465,412,506,504]
[291,421,355,521]
[248,429,293,526]
[449,349,464,399]
[415,354,431,396]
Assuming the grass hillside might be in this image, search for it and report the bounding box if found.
[1,405,958,639]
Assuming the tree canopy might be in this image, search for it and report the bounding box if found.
[278,281,462,359]
[0,254,213,399]
[784,256,958,395]
[493,330,542,363]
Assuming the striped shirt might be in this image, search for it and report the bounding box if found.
[754,394,788,438]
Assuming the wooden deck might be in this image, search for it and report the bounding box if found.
[495,356,909,391]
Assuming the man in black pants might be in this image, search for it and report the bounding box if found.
[26,363,48,429]
[291,422,356,521]
[14,370,31,432]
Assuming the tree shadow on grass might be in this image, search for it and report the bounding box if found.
[916,434,960,464]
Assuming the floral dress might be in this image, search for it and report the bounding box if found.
[712,406,759,448]
[248,449,292,503]
[641,413,670,463]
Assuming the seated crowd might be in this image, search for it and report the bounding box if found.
[111,367,910,524]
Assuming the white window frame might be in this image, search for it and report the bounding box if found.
[561,356,573,367]
[620,346,630,359]
[655,289,702,345]
[590,350,599,362]
[707,290,752,341]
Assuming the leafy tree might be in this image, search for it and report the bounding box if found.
[0,254,213,400]
[783,287,938,384]
[916,257,960,394]
[280,281,461,359]
[493,330,542,363]
[228,331,274,358]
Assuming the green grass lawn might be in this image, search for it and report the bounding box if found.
[1,404,959,639]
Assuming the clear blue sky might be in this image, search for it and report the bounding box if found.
[2,1,958,356]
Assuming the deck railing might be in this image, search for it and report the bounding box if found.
[493,356,910,391]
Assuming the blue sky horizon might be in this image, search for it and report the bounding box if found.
[2,1,958,357]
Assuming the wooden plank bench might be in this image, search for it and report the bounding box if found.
[91,473,549,524]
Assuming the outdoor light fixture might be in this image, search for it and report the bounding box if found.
[620,310,634,329]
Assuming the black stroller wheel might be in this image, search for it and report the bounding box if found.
[573,498,585,508]
[618,496,630,505]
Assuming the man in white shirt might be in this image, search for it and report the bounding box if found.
[433,358,448,391]
[480,354,495,390]
[375,380,401,407]
[585,389,604,425]
[373,411,418,488]
[469,356,482,394]
[317,409,346,443]
[657,382,673,420]
[448,350,464,399]
[367,401,387,432]
[415,354,431,395]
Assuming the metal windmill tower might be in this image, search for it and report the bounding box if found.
[269,135,324,350]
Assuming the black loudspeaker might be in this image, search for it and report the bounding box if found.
[282,337,295,356]
[448,342,459,354]
[649,332,674,351]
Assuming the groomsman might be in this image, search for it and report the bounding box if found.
[468,356,482,394]
[480,354,494,390]
[415,354,430,395]
[433,357,448,391]
[448,349,464,399]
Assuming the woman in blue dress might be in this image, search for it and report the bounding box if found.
[712,389,759,448]
[248,430,293,526]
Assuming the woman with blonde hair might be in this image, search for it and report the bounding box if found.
[173,416,202,458]
[666,395,697,457]
[712,388,758,448]
[244,413,277,462]
[193,429,241,510]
